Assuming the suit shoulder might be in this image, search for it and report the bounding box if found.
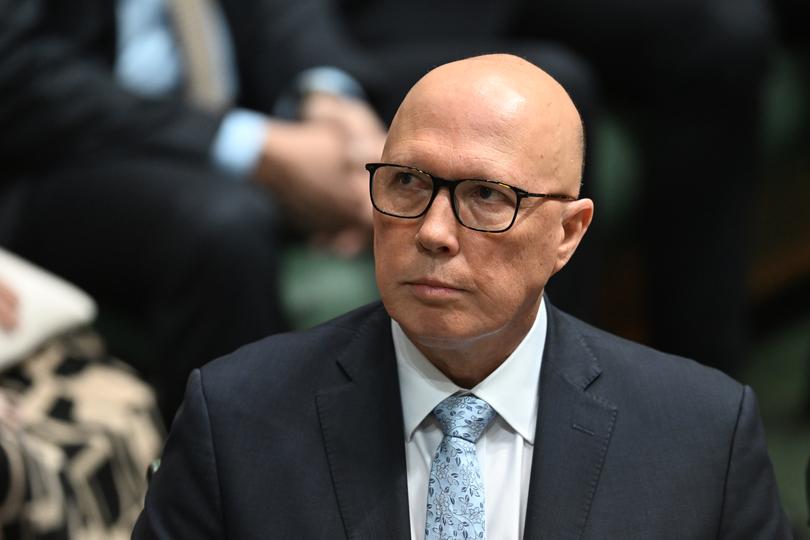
[198,301,386,395]
[555,308,744,411]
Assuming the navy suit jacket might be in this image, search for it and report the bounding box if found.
[133,301,790,539]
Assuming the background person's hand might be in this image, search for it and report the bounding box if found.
[0,278,19,332]
[255,119,373,234]
[298,94,385,256]
[299,92,387,169]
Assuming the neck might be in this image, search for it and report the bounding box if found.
[415,341,512,388]
[407,299,541,388]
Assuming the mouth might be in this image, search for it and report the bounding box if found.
[405,278,465,300]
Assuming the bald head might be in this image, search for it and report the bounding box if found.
[385,54,585,193]
[374,55,595,381]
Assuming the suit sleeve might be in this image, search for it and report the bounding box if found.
[717,385,792,539]
[0,0,221,174]
[132,370,225,539]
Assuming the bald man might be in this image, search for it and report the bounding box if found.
[133,55,789,539]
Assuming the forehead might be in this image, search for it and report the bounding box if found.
[385,131,518,182]
[384,108,532,186]
[383,79,569,190]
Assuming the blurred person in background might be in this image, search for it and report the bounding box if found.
[0,0,386,422]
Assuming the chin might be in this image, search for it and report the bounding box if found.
[397,312,506,353]
[410,332,485,351]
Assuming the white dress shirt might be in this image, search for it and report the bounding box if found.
[393,298,547,540]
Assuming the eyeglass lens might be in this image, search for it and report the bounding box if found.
[371,165,518,232]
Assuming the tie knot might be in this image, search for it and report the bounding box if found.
[432,394,496,443]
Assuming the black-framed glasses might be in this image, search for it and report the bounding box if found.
[366,163,577,233]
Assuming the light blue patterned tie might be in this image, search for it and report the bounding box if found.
[424,394,496,540]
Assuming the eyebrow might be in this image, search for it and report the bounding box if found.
[392,162,522,188]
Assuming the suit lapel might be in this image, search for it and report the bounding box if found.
[523,305,618,540]
[316,307,411,540]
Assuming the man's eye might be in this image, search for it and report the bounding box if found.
[394,172,430,190]
[470,185,509,203]
[396,173,415,186]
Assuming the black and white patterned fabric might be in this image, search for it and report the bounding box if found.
[0,330,163,539]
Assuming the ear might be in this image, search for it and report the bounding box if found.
[553,198,594,274]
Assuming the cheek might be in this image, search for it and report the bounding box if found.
[373,233,395,290]
[472,235,555,310]
[373,220,411,291]
[523,214,561,268]
[466,254,526,314]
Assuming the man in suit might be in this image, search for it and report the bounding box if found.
[133,55,789,539]
[0,0,385,420]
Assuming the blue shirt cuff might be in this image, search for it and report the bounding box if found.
[296,66,365,99]
[211,109,268,178]
[274,66,366,119]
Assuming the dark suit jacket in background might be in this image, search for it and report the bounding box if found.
[133,301,790,539]
[0,0,377,180]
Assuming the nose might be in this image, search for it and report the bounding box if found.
[415,189,460,255]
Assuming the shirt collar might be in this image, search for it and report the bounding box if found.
[394,298,547,444]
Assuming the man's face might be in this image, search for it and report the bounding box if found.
[373,88,576,353]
